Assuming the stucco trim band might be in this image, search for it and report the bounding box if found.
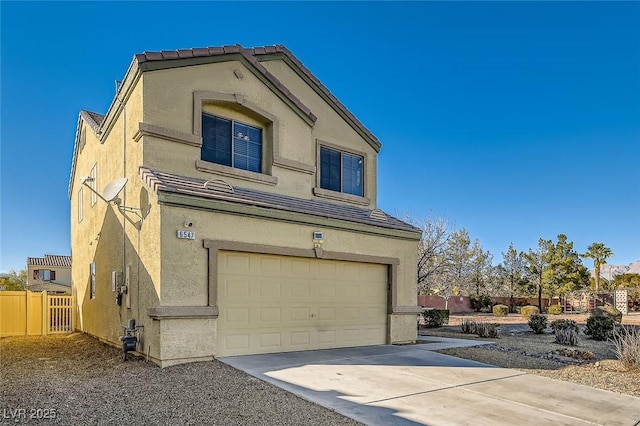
[134,123,202,147]
[195,160,278,185]
[147,306,219,319]
[157,192,422,241]
[312,187,370,206]
[392,306,423,314]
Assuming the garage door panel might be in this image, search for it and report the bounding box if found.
[259,279,282,299]
[290,281,310,299]
[259,307,282,322]
[217,252,387,356]
[290,331,310,346]
[221,277,251,298]
[318,262,337,277]
[291,259,311,275]
[222,253,251,273]
[319,283,336,298]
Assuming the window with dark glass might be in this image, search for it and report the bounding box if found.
[201,113,262,173]
[320,147,363,196]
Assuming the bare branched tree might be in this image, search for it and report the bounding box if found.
[410,215,451,293]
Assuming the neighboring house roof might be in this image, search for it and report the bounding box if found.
[69,45,381,198]
[140,167,421,235]
[27,255,72,268]
[27,282,71,292]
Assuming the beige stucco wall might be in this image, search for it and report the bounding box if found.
[71,75,164,360]
[261,59,378,205]
[152,202,418,365]
[71,53,418,367]
[141,59,377,207]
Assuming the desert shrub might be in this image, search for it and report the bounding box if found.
[492,304,509,317]
[475,322,499,338]
[584,314,615,341]
[554,328,579,346]
[548,305,563,315]
[550,319,579,334]
[460,319,477,334]
[421,309,450,328]
[528,314,548,334]
[612,326,640,371]
[593,305,622,324]
[470,294,493,312]
[521,305,540,318]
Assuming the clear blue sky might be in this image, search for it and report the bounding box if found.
[1,1,639,272]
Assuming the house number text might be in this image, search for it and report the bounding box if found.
[177,230,196,240]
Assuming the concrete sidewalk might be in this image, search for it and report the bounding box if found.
[220,341,640,426]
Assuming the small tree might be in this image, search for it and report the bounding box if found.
[413,215,450,294]
[501,243,526,312]
[581,243,614,293]
[524,239,550,312]
[0,269,27,291]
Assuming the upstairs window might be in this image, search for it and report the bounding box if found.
[320,147,363,196]
[201,113,262,173]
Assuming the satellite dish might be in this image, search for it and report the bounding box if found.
[139,188,151,219]
[103,178,128,202]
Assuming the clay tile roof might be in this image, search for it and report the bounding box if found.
[192,48,210,57]
[177,49,194,59]
[208,46,225,55]
[134,44,378,148]
[27,255,72,268]
[144,51,164,61]
[161,51,180,60]
[140,167,420,234]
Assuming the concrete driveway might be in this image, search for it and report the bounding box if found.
[220,340,640,426]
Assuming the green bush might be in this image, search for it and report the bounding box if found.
[528,314,548,334]
[550,319,579,334]
[554,328,579,346]
[584,314,615,341]
[475,322,499,338]
[593,305,622,324]
[470,294,493,313]
[492,304,509,317]
[460,319,477,334]
[421,309,450,328]
[521,305,540,318]
[548,305,563,315]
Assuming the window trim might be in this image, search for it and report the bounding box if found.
[78,187,84,223]
[314,139,370,205]
[90,163,98,207]
[192,91,314,180]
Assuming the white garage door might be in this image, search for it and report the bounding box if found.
[217,251,388,357]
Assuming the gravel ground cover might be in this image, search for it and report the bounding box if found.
[0,333,362,425]
[422,314,640,397]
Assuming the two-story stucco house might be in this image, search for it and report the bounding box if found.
[26,255,72,293]
[69,44,421,367]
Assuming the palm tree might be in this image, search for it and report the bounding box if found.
[582,243,614,293]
